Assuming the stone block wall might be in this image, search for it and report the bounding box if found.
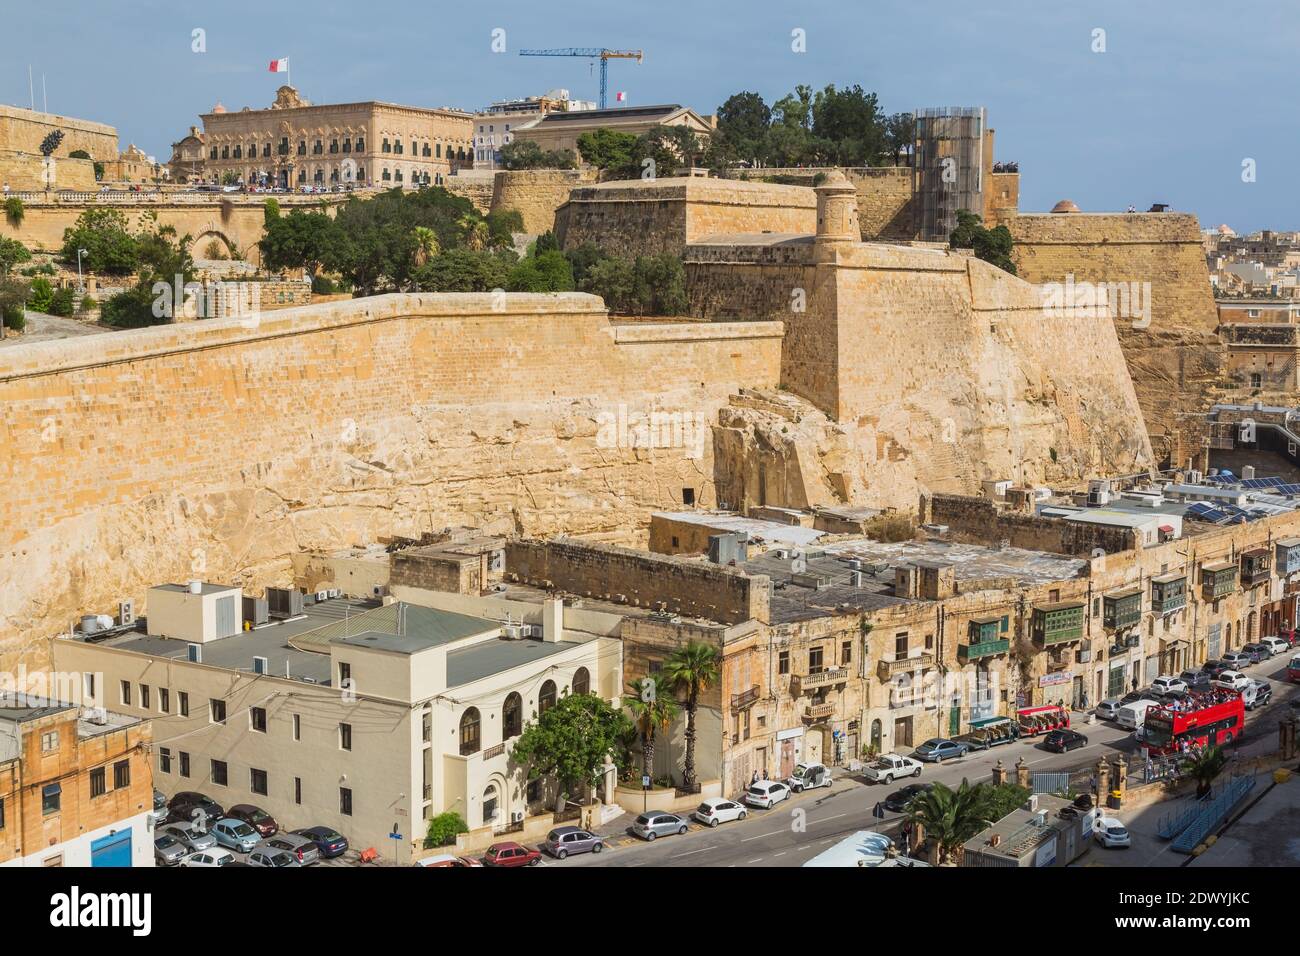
[490,168,595,235]
[924,493,1136,556]
[0,105,119,162]
[0,152,97,192]
[505,538,770,626]
[443,172,494,214]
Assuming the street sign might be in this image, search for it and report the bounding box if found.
[642,775,651,789]
[389,832,403,841]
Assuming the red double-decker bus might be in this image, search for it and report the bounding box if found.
[1140,689,1245,756]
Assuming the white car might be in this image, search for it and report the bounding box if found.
[786,762,833,793]
[743,780,791,809]
[862,753,924,784]
[180,848,236,867]
[1213,670,1250,692]
[1094,817,1131,848]
[692,797,748,827]
[1150,676,1188,696]
[1261,636,1290,656]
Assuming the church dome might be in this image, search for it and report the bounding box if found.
[1050,199,1081,213]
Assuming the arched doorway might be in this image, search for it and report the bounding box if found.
[870,719,882,754]
[1248,611,1258,641]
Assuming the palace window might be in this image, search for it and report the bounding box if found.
[313,140,323,154]
[329,139,338,153]
[382,138,391,153]
[297,140,306,155]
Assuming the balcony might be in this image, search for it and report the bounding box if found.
[1150,573,1187,615]
[731,685,760,712]
[1032,601,1085,646]
[877,653,934,681]
[792,667,849,696]
[1202,561,1238,599]
[483,742,505,760]
[1241,549,1272,587]
[1102,588,1142,630]
[958,638,1010,663]
[803,702,835,722]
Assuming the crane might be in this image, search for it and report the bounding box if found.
[518,48,643,109]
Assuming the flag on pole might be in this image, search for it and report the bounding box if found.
[615,91,626,102]
[269,58,289,73]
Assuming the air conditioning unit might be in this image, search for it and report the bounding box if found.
[502,624,524,640]
[315,591,330,603]
[1076,649,1092,664]
[511,811,525,824]
[327,588,341,599]
[523,624,542,638]
[118,599,135,627]
[372,585,388,598]
[267,587,304,619]
[83,706,108,726]
[1187,470,1203,484]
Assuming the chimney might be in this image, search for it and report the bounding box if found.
[989,833,1002,848]
[542,598,564,643]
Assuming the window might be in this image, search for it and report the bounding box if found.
[220,146,229,159]
[250,768,268,796]
[159,747,172,774]
[140,685,150,710]
[503,692,522,739]
[120,680,131,706]
[211,759,228,786]
[113,759,130,789]
[250,707,267,733]
[355,137,365,152]
[338,662,351,687]
[263,143,271,158]
[42,783,61,815]
[421,709,432,743]
[293,713,301,741]
[572,667,590,696]
[297,140,306,155]
[90,767,106,798]
[179,692,189,717]
[294,777,302,805]
[313,139,323,154]
[210,699,226,724]
[1049,589,1060,603]
[159,688,169,714]
[436,143,442,157]
[382,138,391,153]
[340,787,353,816]
[40,730,59,752]
[538,681,557,715]
[809,646,824,674]
[925,633,934,650]
[778,650,790,675]
[179,751,190,777]
[1251,373,1262,389]
[459,708,480,755]
[83,673,95,702]
[841,640,852,665]
[339,722,353,751]
[895,632,910,659]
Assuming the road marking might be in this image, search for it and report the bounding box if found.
[774,851,786,857]
[741,829,786,843]
[672,846,717,858]
[748,857,763,864]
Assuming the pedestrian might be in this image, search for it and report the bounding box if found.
[750,769,759,786]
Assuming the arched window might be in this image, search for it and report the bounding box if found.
[571,667,590,697]
[538,680,557,715]
[870,719,882,751]
[483,783,499,826]
[503,692,522,740]
[459,707,481,756]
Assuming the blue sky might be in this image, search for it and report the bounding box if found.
[3,0,1290,232]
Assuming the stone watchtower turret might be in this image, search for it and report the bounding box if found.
[814,170,860,249]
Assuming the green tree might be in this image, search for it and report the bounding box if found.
[410,226,440,267]
[580,255,637,311]
[27,276,54,312]
[810,84,887,166]
[950,209,1016,275]
[4,196,25,226]
[507,249,574,292]
[510,691,633,803]
[1181,745,1229,798]
[60,207,139,275]
[564,242,602,285]
[884,112,915,166]
[424,811,469,848]
[0,236,31,275]
[905,779,999,864]
[715,91,772,165]
[259,209,349,278]
[0,276,30,331]
[47,284,76,317]
[500,140,578,170]
[662,641,720,789]
[410,248,513,292]
[577,128,640,175]
[623,678,679,782]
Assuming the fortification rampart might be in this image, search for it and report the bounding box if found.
[491,168,596,235]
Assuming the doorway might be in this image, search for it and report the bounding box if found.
[893,716,914,749]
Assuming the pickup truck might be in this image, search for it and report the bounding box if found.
[862,753,924,785]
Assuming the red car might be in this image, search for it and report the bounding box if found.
[227,804,279,838]
[481,842,541,867]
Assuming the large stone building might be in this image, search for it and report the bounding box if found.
[169,86,474,188]
[515,103,713,158]
[472,89,596,169]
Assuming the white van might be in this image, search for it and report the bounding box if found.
[1117,698,1162,730]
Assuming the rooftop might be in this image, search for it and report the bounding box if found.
[653,511,826,549]
[446,636,587,688]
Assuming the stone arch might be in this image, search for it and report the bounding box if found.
[191,229,236,261]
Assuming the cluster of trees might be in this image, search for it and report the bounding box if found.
[576,126,709,179]
[949,209,1016,274]
[712,86,913,168]
[904,780,1031,864]
[499,140,578,171]
[0,236,33,331]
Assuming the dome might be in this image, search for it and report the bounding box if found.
[211,101,227,114]
[1217,223,1236,236]
[1050,199,1081,214]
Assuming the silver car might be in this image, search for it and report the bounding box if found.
[630,812,688,841]
[211,818,261,854]
[542,826,604,859]
[1095,698,1122,721]
[257,833,319,866]
[247,847,301,867]
[153,833,187,866]
[161,822,217,853]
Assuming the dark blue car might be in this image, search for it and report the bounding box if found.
[292,826,349,858]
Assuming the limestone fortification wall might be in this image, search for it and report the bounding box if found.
[721,166,918,240]
[490,168,595,235]
[0,294,783,669]
[0,152,97,192]
[0,105,119,162]
[442,172,494,214]
[1008,212,1227,466]
[556,177,816,258]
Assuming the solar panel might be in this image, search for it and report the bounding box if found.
[1273,483,1300,496]
[1240,477,1283,490]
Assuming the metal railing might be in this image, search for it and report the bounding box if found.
[1169,775,1256,853]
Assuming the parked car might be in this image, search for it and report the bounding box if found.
[292,826,349,859]
[882,782,933,813]
[227,804,279,838]
[1245,679,1272,710]
[247,847,301,867]
[166,791,224,825]
[787,762,832,793]
[912,738,968,763]
[1150,675,1188,696]
[148,789,169,826]
[1043,729,1089,753]
[481,841,542,865]
[160,822,218,853]
[1094,816,1131,848]
[744,780,791,809]
[1221,651,1251,670]
[153,833,187,866]
[1094,698,1123,721]
[542,826,604,859]
[210,818,261,854]
[1117,698,1162,731]
[1179,670,1213,692]
[1119,689,1163,706]
[863,753,923,784]
[1241,643,1272,663]
[180,849,236,868]
[1214,670,1251,691]
[258,833,319,866]
[1261,636,1291,656]
[692,798,748,827]
[1201,660,1233,678]
[631,811,690,840]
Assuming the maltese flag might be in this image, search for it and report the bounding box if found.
[615,91,626,102]
[269,58,289,73]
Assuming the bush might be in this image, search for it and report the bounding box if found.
[424,812,469,849]
[4,196,24,226]
[410,248,513,293]
[2,304,25,331]
[26,277,54,313]
[507,250,575,292]
[48,285,76,317]
[100,284,169,329]
[60,208,140,275]
[578,252,687,315]
[311,274,337,294]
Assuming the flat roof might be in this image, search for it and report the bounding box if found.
[446,636,588,688]
[1060,509,1159,528]
[152,582,239,595]
[654,511,825,548]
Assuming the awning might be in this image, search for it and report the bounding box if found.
[1160,637,1189,649]
[1159,525,1175,533]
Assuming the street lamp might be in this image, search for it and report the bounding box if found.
[76,248,88,293]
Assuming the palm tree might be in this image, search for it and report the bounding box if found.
[905,780,996,864]
[1182,745,1228,798]
[663,641,720,790]
[623,678,679,783]
[410,226,440,267]
[458,216,489,252]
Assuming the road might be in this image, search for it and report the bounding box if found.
[558,654,1298,868]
